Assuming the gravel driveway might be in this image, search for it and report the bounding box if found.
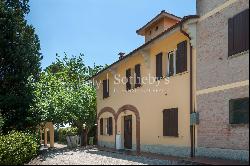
[28,145,191,165]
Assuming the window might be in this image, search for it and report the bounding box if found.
[126,69,132,90]
[126,64,141,90]
[156,53,163,80]
[130,68,135,89]
[229,97,249,124]
[135,64,141,88]
[155,26,159,31]
[167,41,188,77]
[176,40,188,74]
[107,117,113,135]
[103,79,109,99]
[100,118,104,135]
[100,117,113,136]
[167,51,176,77]
[228,9,249,57]
[163,108,178,137]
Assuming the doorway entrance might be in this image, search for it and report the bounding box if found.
[124,115,132,149]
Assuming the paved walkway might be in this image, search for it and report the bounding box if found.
[28,144,248,165]
[28,144,187,165]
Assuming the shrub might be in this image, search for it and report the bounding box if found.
[0,131,40,165]
[0,114,3,134]
[58,127,78,144]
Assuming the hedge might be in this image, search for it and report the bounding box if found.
[0,131,40,165]
[58,127,78,144]
[0,114,3,134]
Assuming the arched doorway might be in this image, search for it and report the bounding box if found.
[116,105,140,153]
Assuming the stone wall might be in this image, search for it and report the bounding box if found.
[196,0,229,16]
[196,0,249,161]
[197,0,249,90]
[98,141,115,149]
[141,144,190,157]
[197,86,249,150]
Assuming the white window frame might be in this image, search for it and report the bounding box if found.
[167,50,177,77]
[104,118,108,135]
[131,68,135,89]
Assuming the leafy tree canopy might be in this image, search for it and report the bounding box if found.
[0,113,4,134]
[30,53,104,136]
[0,0,42,133]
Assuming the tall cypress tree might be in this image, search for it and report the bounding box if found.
[0,0,42,132]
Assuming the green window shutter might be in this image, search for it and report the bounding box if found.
[229,9,249,57]
[103,79,109,99]
[156,53,163,80]
[100,118,103,135]
[176,41,187,74]
[228,18,234,57]
[163,108,178,137]
[229,97,249,124]
[135,64,141,88]
[126,69,131,90]
[108,117,113,135]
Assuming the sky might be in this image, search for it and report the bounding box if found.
[26,0,196,69]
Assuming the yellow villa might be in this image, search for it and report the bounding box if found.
[91,11,199,157]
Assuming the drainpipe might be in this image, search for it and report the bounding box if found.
[180,23,195,158]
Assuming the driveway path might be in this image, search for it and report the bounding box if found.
[28,145,191,165]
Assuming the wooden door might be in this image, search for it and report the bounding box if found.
[124,115,132,149]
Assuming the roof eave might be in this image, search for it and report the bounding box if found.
[89,15,199,81]
[136,11,182,36]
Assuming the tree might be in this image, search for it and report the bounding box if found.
[0,113,4,134]
[0,0,42,133]
[30,53,103,145]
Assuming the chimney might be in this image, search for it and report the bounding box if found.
[118,52,125,60]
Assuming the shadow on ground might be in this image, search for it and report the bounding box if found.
[35,145,185,165]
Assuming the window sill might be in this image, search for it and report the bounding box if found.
[228,50,249,59]
[228,124,249,128]
[163,135,179,138]
[100,134,113,137]
[127,85,143,92]
[103,96,110,100]
[166,71,189,79]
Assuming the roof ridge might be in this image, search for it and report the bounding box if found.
[89,15,199,80]
[136,10,182,35]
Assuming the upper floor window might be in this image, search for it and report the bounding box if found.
[156,53,163,80]
[228,9,249,57]
[167,51,176,77]
[229,97,249,125]
[167,40,188,77]
[103,79,109,99]
[135,64,141,88]
[176,41,188,74]
[155,26,159,31]
[126,64,141,90]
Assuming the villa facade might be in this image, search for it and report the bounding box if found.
[92,11,198,157]
[195,0,249,161]
[92,0,249,161]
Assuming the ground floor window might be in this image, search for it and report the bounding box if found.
[163,108,178,137]
[229,97,249,124]
[100,117,113,136]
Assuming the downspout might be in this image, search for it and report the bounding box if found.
[180,23,195,158]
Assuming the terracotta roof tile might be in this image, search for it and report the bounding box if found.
[90,15,199,80]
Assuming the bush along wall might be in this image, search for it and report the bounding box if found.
[0,131,40,165]
[58,127,78,144]
[0,114,4,134]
